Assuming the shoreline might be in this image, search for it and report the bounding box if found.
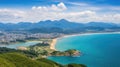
[50,32,120,51]
[1,32,120,50]
[50,39,57,50]
[57,32,120,39]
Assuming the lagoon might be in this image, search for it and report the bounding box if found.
[0,41,40,49]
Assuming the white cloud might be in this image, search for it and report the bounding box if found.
[0,2,119,23]
[32,2,67,11]
[57,2,67,11]
[0,9,26,23]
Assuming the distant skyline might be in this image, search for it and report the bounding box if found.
[0,0,120,23]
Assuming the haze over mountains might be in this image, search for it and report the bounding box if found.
[0,19,120,33]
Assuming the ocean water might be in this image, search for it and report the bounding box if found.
[48,33,120,67]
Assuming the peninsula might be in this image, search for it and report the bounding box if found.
[26,41,80,58]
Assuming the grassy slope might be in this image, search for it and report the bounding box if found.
[0,53,86,67]
[0,53,61,67]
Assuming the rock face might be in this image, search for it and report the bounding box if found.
[65,49,80,56]
[51,49,80,56]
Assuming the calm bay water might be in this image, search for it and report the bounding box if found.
[0,41,40,49]
[48,33,120,67]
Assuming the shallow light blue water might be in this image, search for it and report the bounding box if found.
[0,41,40,49]
[48,33,120,67]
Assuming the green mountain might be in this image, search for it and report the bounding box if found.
[0,52,86,67]
[0,19,120,33]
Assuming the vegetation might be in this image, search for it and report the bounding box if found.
[0,53,41,67]
[65,63,87,67]
[0,52,86,67]
[0,52,59,67]
[51,49,80,56]
[28,43,80,57]
[0,42,83,67]
[15,39,26,42]
[1,19,119,34]
[0,47,17,53]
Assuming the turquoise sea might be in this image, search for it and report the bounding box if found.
[48,33,120,67]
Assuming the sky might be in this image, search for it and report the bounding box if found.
[0,0,120,23]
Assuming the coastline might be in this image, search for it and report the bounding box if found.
[49,32,120,51]
[50,38,57,50]
[57,32,120,39]
[1,32,120,50]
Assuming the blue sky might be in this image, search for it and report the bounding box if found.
[0,0,120,8]
[0,0,120,23]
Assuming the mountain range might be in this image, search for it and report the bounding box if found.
[0,19,120,33]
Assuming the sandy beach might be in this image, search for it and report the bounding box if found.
[57,32,120,39]
[50,39,57,50]
[49,32,120,50]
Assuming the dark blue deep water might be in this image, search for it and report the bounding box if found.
[48,33,120,67]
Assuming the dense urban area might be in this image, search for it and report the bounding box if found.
[0,31,63,44]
